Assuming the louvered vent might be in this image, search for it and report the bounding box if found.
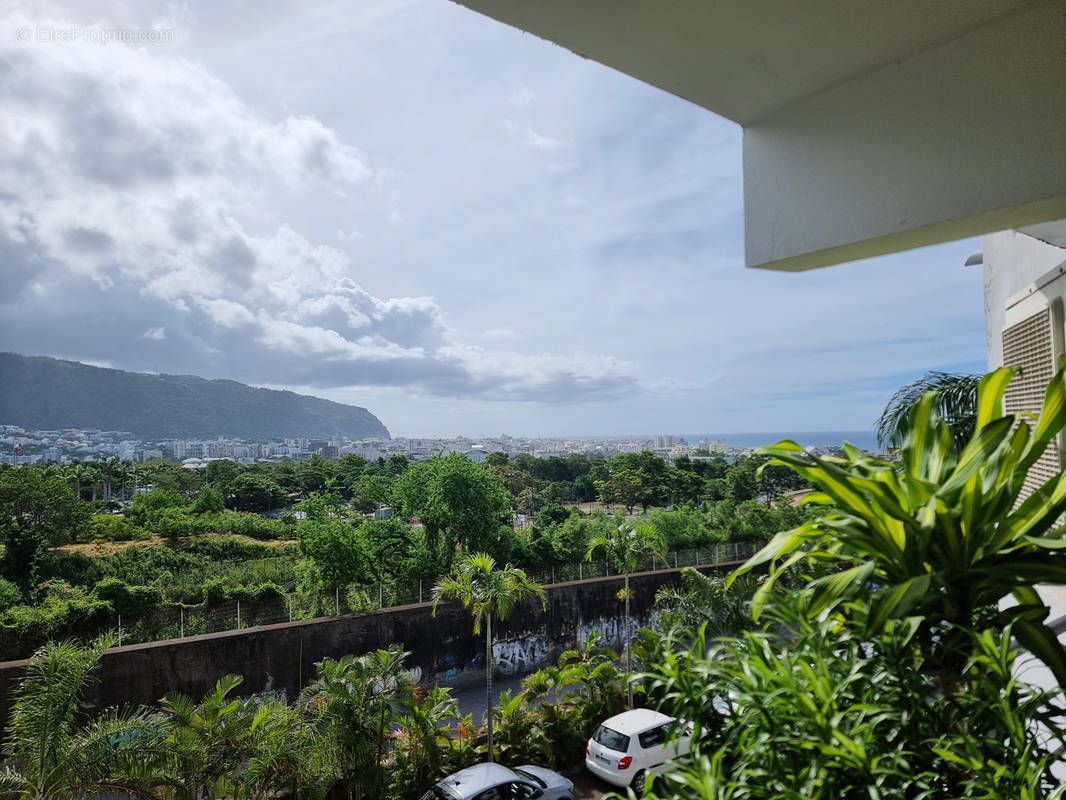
[1003,306,1061,498]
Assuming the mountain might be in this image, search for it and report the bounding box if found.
[0,353,390,440]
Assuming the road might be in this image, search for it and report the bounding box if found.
[434,671,613,798]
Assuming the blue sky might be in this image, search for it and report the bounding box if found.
[0,0,988,437]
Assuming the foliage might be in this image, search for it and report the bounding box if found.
[0,581,111,655]
[654,568,759,639]
[124,488,187,526]
[876,370,981,452]
[297,520,369,588]
[643,595,1066,800]
[1,635,173,800]
[92,578,163,616]
[299,645,415,799]
[0,468,89,593]
[737,365,1066,687]
[432,552,546,762]
[587,522,664,705]
[91,514,151,543]
[229,473,286,513]
[190,485,225,515]
[395,454,512,563]
[0,579,22,613]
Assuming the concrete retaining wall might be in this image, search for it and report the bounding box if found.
[0,561,746,726]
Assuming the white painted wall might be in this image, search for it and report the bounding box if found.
[745,2,1066,271]
[983,231,1066,369]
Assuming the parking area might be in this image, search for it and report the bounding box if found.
[569,770,612,800]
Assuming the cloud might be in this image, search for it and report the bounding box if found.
[0,9,637,406]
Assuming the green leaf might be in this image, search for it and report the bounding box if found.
[867,573,932,635]
[1014,618,1066,688]
[938,416,1014,497]
[807,561,876,618]
[975,367,1015,429]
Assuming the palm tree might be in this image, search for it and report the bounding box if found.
[162,674,253,800]
[432,553,545,763]
[300,645,415,799]
[876,370,980,452]
[586,522,664,707]
[392,687,461,796]
[0,636,173,800]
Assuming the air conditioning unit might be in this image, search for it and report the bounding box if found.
[1003,260,1066,497]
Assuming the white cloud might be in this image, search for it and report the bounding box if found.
[0,0,987,436]
[0,8,639,408]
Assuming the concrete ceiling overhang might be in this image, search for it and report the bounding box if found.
[450,0,1066,270]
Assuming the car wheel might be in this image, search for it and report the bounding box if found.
[631,769,647,795]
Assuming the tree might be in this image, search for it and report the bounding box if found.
[297,520,368,588]
[394,454,511,563]
[432,553,545,762]
[0,636,172,800]
[876,370,980,452]
[0,469,89,594]
[191,485,224,515]
[587,523,664,706]
[203,459,240,500]
[229,473,285,512]
[737,364,1066,689]
[163,674,269,800]
[301,645,414,798]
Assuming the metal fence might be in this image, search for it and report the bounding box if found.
[0,542,759,659]
[108,540,758,648]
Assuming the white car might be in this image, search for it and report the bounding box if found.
[585,708,692,790]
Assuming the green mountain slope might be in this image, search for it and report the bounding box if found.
[0,353,390,440]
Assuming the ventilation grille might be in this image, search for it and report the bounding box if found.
[1003,306,1060,497]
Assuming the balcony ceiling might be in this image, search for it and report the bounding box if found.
[450,0,1066,270]
[450,0,1038,125]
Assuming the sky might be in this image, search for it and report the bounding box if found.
[0,0,989,438]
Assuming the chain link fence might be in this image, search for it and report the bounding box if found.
[110,540,758,647]
[0,542,758,658]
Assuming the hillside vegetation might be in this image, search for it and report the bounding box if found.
[0,353,390,439]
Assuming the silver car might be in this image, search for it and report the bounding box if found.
[421,762,576,800]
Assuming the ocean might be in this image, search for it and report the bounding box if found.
[651,430,880,451]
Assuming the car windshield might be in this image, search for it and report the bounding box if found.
[513,768,545,788]
[419,788,449,800]
[593,725,630,753]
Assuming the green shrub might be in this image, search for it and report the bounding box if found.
[191,485,225,515]
[0,580,110,658]
[125,488,187,525]
[202,578,228,606]
[227,583,284,602]
[153,507,197,539]
[0,578,22,612]
[91,515,151,543]
[92,577,163,615]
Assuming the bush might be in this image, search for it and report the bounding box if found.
[125,488,187,525]
[0,580,110,658]
[202,578,228,606]
[0,578,22,612]
[92,577,163,615]
[152,507,197,539]
[91,515,151,543]
[191,485,225,515]
[227,583,285,602]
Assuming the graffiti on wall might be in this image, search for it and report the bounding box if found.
[493,634,551,676]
